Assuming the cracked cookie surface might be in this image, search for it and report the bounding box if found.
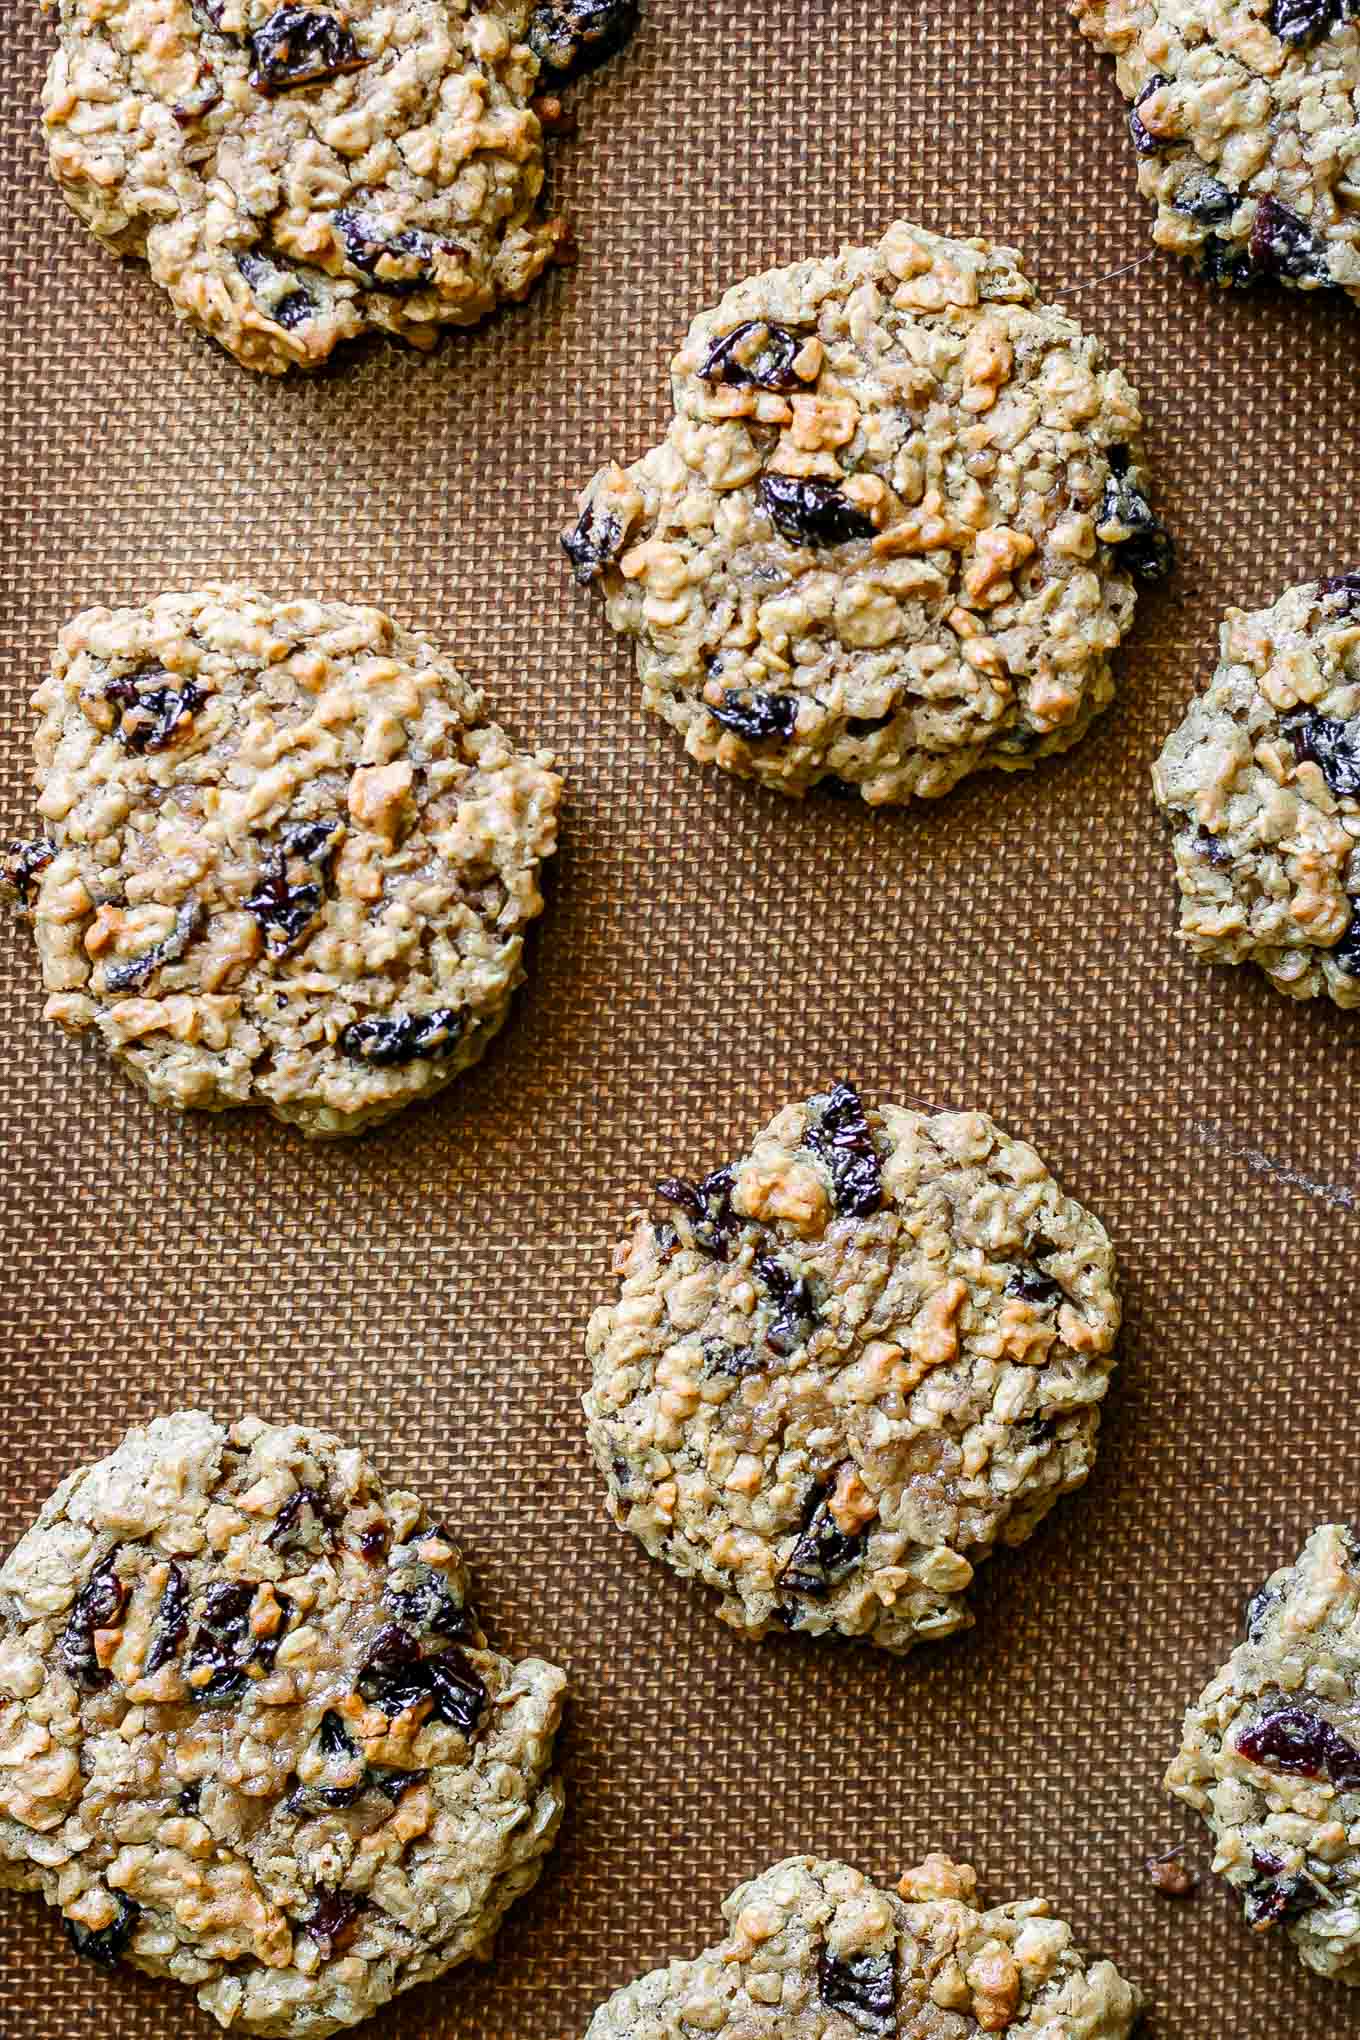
[1071,0,1360,298]
[561,219,1169,805]
[3,586,561,1135]
[583,1853,1141,2037]
[1152,575,1360,1006]
[0,1409,567,2036]
[582,1085,1121,1651]
[40,0,636,373]
[1167,1523,1360,1984]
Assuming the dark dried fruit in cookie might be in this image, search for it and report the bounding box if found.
[248,8,369,94]
[1005,1264,1063,1306]
[1236,1704,1360,1788]
[382,1565,470,1639]
[1244,1582,1277,1639]
[358,1523,390,1562]
[423,1646,487,1733]
[778,1480,865,1595]
[562,501,625,586]
[369,1763,428,1801]
[59,1549,129,1691]
[245,824,337,957]
[708,689,799,743]
[702,1336,762,1377]
[757,474,876,549]
[1281,710,1360,797]
[1245,1850,1321,1930]
[803,1080,883,1217]
[754,1252,816,1355]
[143,1562,190,1677]
[355,1625,485,1733]
[318,1709,358,1758]
[1249,196,1333,284]
[302,1889,367,1956]
[1318,572,1360,609]
[699,320,805,393]
[1199,235,1259,288]
[1333,903,1360,976]
[1096,447,1174,582]
[1194,826,1231,868]
[817,1946,897,2036]
[266,1485,331,1552]
[334,207,458,290]
[103,899,206,994]
[65,1893,140,1970]
[1,838,57,908]
[236,252,316,329]
[104,673,204,754]
[1270,0,1354,46]
[338,1006,467,1066]
[1174,177,1237,225]
[177,1782,202,1813]
[655,1164,740,1260]
[528,0,638,79]
[1129,73,1172,154]
[185,1581,289,1706]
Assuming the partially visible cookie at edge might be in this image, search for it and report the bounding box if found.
[2,586,562,1135]
[584,1853,1143,2037]
[583,1084,1121,1651]
[561,218,1171,805]
[41,0,640,374]
[1152,574,1360,1006]
[1167,1523,1360,1985]
[1070,0,1360,298]
[0,1409,567,2036]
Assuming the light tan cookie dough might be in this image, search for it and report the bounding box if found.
[1167,1524,1360,1984]
[0,1410,567,2036]
[560,219,1170,805]
[40,0,637,373]
[583,1853,1142,2038]
[1,586,561,1135]
[1152,574,1360,1006]
[1071,0,1360,296]
[582,1085,1121,1651]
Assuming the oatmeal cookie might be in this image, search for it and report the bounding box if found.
[1071,0,1360,297]
[1152,574,1360,1006]
[2,586,561,1135]
[0,1410,567,2035]
[560,219,1170,805]
[584,1853,1142,2038]
[582,1085,1121,1651]
[40,0,638,374]
[1167,1523,1360,1984]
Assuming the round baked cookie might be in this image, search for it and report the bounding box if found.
[559,219,1170,805]
[1167,1523,1360,1984]
[40,0,638,374]
[0,1410,567,2036]
[1,586,562,1135]
[1071,0,1360,297]
[582,1085,1121,1651]
[584,1853,1142,2038]
[1152,574,1360,1006]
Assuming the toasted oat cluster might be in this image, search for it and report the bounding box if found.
[1071,0,1360,299]
[3,586,561,1135]
[561,219,1170,804]
[0,1411,566,2036]
[1152,575,1360,1006]
[583,1085,1121,1651]
[40,0,637,373]
[1168,1524,1360,1985]
[584,1853,1142,2037]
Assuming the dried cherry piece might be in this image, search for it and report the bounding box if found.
[333,207,456,290]
[1245,1850,1320,1930]
[1270,0,1352,45]
[1281,710,1360,797]
[1005,1264,1063,1306]
[186,1581,289,1706]
[369,1764,427,1802]
[562,501,625,586]
[1129,73,1172,154]
[803,1080,882,1217]
[1174,177,1237,225]
[423,1647,487,1734]
[104,673,204,754]
[817,1946,897,2035]
[778,1480,865,1595]
[2,837,57,908]
[302,1888,367,1956]
[1318,572,1360,609]
[758,474,876,549]
[338,1006,466,1066]
[267,1485,331,1552]
[177,1783,202,1814]
[143,1562,189,1677]
[245,823,337,957]
[1244,1584,1276,1639]
[1249,196,1332,284]
[382,1567,470,1639]
[65,1894,140,1970]
[754,1252,816,1355]
[1199,235,1258,288]
[236,252,315,329]
[103,900,205,994]
[248,8,369,94]
[655,1164,740,1260]
[709,689,799,743]
[1194,826,1231,868]
[317,1710,357,1758]
[702,1336,762,1377]
[1334,902,1360,977]
[1097,446,1174,582]
[528,0,638,79]
[358,1524,389,1563]
[60,1549,129,1691]
[699,320,805,393]
[1236,1705,1360,1788]
[355,1623,429,1716]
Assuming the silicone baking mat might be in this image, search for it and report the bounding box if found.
[1,1,1357,2033]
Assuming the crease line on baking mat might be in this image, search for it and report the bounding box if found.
[1186,1119,1358,1213]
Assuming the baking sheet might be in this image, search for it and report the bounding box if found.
[2,0,1359,2033]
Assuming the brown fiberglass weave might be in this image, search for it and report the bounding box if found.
[1,0,1359,2037]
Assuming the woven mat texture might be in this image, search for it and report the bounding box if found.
[1,1,1358,2034]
